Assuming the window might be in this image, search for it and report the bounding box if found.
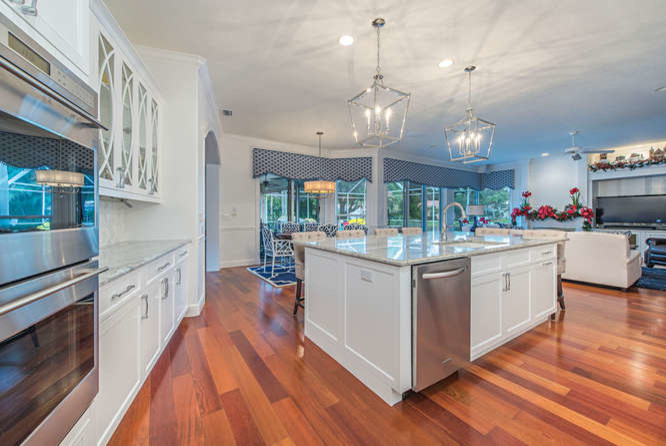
[336,179,366,227]
[386,181,404,227]
[259,175,291,231]
[479,187,511,225]
[425,186,440,231]
[294,179,321,224]
[407,182,423,227]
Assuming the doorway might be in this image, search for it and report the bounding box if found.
[204,131,220,272]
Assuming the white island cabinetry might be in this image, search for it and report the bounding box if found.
[304,235,559,406]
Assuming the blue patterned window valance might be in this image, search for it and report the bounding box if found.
[383,158,513,190]
[252,148,373,182]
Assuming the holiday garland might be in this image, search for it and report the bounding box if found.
[588,146,665,172]
[511,188,594,231]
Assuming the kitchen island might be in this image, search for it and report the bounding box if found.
[301,232,562,405]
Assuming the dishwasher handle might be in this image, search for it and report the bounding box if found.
[422,267,467,280]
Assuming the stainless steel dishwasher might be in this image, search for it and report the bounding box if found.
[412,257,471,392]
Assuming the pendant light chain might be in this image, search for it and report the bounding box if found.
[376,25,381,77]
[467,69,472,109]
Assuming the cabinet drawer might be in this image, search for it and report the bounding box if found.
[501,249,531,269]
[144,254,175,284]
[471,254,501,277]
[175,246,190,262]
[530,245,556,262]
[100,271,140,318]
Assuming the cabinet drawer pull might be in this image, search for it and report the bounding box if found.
[141,294,149,319]
[542,250,552,255]
[542,261,553,267]
[111,284,135,300]
[179,251,188,257]
[157,262,170,272]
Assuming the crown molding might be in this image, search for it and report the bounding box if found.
[90,0,161,95]
[135,45,207,67]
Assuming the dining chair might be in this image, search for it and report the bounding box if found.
[279,221,301,235]
[401,227,422,235]
[318,223,338,238]
[336,229,365,240]
[375,227,399,236]
[343,223,368,234]
[261,226,294,278]
[291,231,327,315]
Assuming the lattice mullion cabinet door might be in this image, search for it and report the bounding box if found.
[97,31,117,190]
[149,97,159,196]
[137,83,149,192]
[119,61,136,191]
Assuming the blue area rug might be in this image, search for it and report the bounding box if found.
[636,267,666,291]
[247,265,297,288]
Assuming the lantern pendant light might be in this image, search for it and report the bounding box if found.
[348,18,411,149]
[304,131,336,196]
[444,66,496,163]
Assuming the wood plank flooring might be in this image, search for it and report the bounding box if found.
[109,268,666,445]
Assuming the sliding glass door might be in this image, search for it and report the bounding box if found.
[336,179,367,227]
[260,175,291,231]
[425,186,440,231]
[407,182,423,227]
[386,181,405,227]
[294,179,321,224]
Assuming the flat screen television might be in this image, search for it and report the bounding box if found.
[596,194,666,225]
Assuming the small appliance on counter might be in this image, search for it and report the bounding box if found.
[0,14,106,446]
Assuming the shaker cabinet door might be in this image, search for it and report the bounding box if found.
[502,267,531,336]
[531,260,556,321]
[140,281,161,375]
[470,272,504,357]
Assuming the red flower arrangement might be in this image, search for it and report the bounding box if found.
[511,187,593,231]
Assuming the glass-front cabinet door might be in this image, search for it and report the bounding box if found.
[96,29,161,202]
[137,83,148,191]
[98,34,115,186]
[150,99,159,194]
[120,62,134,189]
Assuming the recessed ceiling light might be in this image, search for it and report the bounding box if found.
[438,58,454,68]
[339,35,354,46]
[541,152,550,157]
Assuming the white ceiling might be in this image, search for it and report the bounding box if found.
[105,0,666,163]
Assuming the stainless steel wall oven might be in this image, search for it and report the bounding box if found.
[0,14,106,446]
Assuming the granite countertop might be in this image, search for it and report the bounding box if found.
[298,232,565,266]
[98,239,191,286]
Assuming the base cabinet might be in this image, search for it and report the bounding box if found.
[97,297,142,444]
[174,254,189,322]
[470,245,557,361]
[141,279,162,376]
[62,243,191,446]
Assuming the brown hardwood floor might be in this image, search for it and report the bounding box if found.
[109,268,666,446]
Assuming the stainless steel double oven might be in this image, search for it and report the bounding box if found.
[0,15,106,446]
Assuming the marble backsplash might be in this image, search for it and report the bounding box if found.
[99,198,129,247]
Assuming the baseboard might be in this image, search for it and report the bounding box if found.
[185,293,205,317]
[220,257,259,268]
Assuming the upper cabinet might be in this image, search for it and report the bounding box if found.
[93,8,162,203]
[0,0,90,81]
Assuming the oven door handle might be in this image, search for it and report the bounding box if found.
[0,267,109,317]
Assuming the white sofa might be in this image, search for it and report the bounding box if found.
[562,231,641,289]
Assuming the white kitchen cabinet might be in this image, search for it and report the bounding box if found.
[140,279,161,375]
[0,0,90,79]
[502,267,532,336]
[470,272,503,354]
[159,272,175,345]
[470,244,557,361]
[94,24,161,202]
[174,249,190,322]
[530,259,556,320]
[97,294,142,445]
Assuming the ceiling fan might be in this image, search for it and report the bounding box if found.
[563,130,614,160]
